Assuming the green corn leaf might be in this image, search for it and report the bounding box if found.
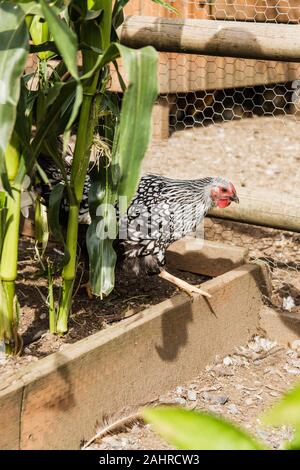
[34,196,49,261]
[114,44,158,206]
[82,43,158,202]
[48,182,70,268]
[30,15,54,60]
[0,1,29,193]
[32,80,77,158]
[18,1,43,17]
[143,407,263,450]
[86,44,157,297]
[86,162,119,297]
[0,192,8,260]
[151,0,179,14]
[112,0,129,32]
[40,0,83,138]
[14,77,34,186]
[40,0,79,80]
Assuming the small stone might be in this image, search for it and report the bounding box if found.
[187,390,197,401]
[227,404,239,414]
[245,398,253,406]
[176,386,184,395]
[213,365,234,377]
[120,438,128,447]
[256,429,269,441]
[291,340,300,351]
[223,356,234,366]
[284,366,300,375]
[269,391,280,397]
[283,296,295,312]
[289,359,300,369]
[174,397,186,405]
[159,397,178,405]
[39,313,47,320]
[203,392,228,405]
[101,436,117,444]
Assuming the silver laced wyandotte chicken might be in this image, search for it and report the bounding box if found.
[36,152,239,299]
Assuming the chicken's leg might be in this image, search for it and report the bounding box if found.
[158,269,212,299]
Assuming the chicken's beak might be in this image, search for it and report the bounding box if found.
[230,194,239,204]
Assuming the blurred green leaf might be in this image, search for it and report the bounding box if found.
[263,383,300,428]
[143,407,263,450]
[151,0,179,14]
[288,428,300,450]
[0,1,29,193]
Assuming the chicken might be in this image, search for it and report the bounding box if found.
[36,154,239,299]
[116,174,239,298]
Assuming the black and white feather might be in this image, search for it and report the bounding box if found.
[36,153,229,275]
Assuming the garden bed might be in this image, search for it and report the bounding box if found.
[1,237,209,380]
[1,236,264,450]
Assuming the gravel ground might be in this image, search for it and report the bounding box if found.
[86,336,300,451]
[143,115,300,197]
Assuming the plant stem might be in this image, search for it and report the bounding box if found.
[47,261,56,333]
[56,205,79,334]
[0,187,21,354]
[55,96,97,334]
[0,281,18,355]
[55,1,113,334]
[56,279,74,334]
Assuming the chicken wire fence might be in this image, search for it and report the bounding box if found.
[121,0,300,315]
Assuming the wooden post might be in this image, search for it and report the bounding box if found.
[209,188,300,233]
[119,16,300,62]
[152,96,170,141]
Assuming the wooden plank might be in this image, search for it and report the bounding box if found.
[166,238,248,277]
[119,16,300,62]
[209,187,300,233]
[110,53,300,94]
[0,382,23,450]
[152,96,170,140]
[0,263,263,449]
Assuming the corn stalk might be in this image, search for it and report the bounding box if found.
[0,0,174,351]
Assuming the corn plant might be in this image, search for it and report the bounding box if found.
[0,0,175,353]
[143,382,300,450]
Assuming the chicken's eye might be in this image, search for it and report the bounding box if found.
[221,187,227,193]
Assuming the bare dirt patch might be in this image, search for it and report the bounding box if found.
[143,115,300,197]
[86,337,300,450]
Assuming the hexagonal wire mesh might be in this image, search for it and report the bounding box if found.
[123,1,300,315]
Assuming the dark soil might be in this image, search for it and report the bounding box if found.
[0,236,208,380]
